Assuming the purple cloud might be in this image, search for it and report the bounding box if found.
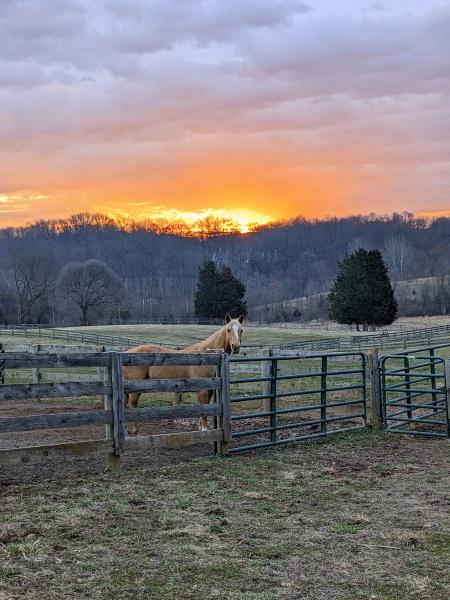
[0,0,449,223]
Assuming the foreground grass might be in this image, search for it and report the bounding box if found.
[0,431,449,600]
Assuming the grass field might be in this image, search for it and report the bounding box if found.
[76,316,450,344]
[0,431,448,600]
[0,324,329,349]
[70,323,333,346]
[2,314,450,350]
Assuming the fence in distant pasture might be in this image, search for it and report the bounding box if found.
[0,350,230,468]
[0,325,179,350]
[260,324,450,354]
[2,321,450,355]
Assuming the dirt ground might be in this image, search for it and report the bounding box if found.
[0,430,448,600]
[0,397,207,451]
[0,392,367,457]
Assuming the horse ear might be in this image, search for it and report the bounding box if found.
[238,314,245,324]
[225,313,231,324]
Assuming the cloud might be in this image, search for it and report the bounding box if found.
[0,0,449,225]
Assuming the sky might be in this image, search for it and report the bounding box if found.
[1,0,449,228]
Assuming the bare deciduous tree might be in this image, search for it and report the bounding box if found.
[434,276,450,316]
[382,235,412,279]
[0,272,16,324]
[56,260,126,325]
[9,246,56,324]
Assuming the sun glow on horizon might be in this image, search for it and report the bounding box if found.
[107,206,273,235]
[418,209,450,219]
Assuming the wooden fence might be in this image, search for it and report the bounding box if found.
[0,325,179,350]
[0,351,230,469]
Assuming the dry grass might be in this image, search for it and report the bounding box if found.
[387,315,450,329]
[2,315,450,351]
[0,431,449,600]
[69,323,332,346]
[0,324,331,351]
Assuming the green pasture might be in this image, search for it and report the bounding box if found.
[2,320,450,354]
[0,334,83,347]
[68,323,335,346]
[0,323,334,353]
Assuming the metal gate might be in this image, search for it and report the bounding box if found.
[228,352,367,452]
[379,347,449,438]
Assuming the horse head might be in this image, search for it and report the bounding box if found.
[224,313,245,354]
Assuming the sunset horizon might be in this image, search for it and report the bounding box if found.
[1,206,449,238]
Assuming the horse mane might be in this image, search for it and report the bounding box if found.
[127,325,231,355]
[186,325,229,353]
[126,343,176,354]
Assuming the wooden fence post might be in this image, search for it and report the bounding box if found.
[32,344,42,385]
[104,354,119,470]
[111,351,125,456]
[104,352,125,470]
[217,353,231,455]
[173,392,182,406]
[0,344,4,385]
[368,347,382,430]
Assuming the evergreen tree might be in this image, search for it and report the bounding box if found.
[194,261,219,319]
[216,265,248,317]
[328,249,397,330]
[366,249,398,326]
[194,261,248,319]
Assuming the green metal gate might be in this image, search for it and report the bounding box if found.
[229,352,367,452]
[379,345,449,438]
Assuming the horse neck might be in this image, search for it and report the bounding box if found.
[187,326,228,352]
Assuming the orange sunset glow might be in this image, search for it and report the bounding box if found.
[0,1,449,228]
[109,207,273,234]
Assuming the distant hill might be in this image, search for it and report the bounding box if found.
[255,276,450,322]
[0,212,449,324]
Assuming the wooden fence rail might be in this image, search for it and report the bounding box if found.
[0,382,111,400]
[0,351,228,469]
[0,352,111,368]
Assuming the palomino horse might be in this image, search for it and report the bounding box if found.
[124,314,244,434]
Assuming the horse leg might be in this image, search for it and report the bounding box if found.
[197,389,213,431]
[126,392,141,435]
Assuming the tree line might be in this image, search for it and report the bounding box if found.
[0,211,449,325]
